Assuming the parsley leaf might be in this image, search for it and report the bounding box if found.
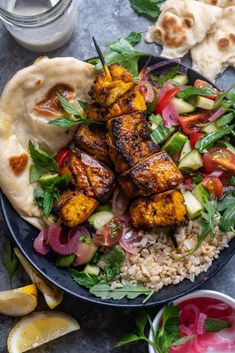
[101,245,125,282]
[159,65,179,88]
[205,318,231,333]
[69,269,101,289]
[129,0,162,20]
[177,86,214,100]
[2,242,18,286]
[29,141,58,183]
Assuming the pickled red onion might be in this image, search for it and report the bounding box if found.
[119,227,142,255]
[209,107,225,122]
[33,228,49,255]
[196,313,207,335]
[162,104,179,128]
[112,188,130,222]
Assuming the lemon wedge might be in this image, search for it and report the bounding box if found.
[0,284,37,316]
[7,311,80,353]
[14,248,63,309]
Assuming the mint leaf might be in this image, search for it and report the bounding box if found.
[177,86,214,100]
[48,117,84,128]
[78,99,88,111]
[2,242,18,286]
[125,32,142,46]
[58,95,82,117]
[171,335,195,347]
[205,318,231,333]
[69,269,101,289]
[159,65,179,88]
[195,125,235,153]
[129,0,161,20]
[43,190,54,218]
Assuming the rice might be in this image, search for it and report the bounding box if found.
[119,219,235,292]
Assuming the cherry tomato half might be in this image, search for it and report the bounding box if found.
[179,113,209,135]
[93,219,122,247]
[190,132,205,149]
[203,176,223,199]
[155,87,181,114]
[55,149,71,167]
[203,147,235,175]
[194,79,218,100]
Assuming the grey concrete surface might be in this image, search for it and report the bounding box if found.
[0,0,235,352]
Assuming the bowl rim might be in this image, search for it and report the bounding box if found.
[148,289,235,353]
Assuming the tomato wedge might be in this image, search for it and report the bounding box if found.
[194,79,218,100]
[55,149,71,167]
[155,87,181,114]
[203,176,223,199]
[190,132,205,149]
[179,113,209,135]
[93,219,122,247]
[203,147,235,175]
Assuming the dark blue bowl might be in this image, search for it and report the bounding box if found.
[1,56,235,307]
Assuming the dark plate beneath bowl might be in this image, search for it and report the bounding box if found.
[1,55,235,308]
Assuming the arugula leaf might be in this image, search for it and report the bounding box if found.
[129,0,161,20]
[29,141,58,183]
[101,245,125,282]
[219,203,235,232]
[195,125,235,153]
[205,318,231,333]
[69,269,101,289]
[159,65,179,88]
[2,242,18,286]
[177,86,214,100]
[125,32,142,46]
[89,280,153,300]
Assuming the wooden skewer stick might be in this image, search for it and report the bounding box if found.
[92,37,112,81]
[138,56,152,80]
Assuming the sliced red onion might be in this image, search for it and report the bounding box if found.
[193,336,204,353]
[196,313,207,335]
[180,304,200,331]
[33,228,50,255]
[179,324,194,336]
[143,59,179,78]
[209,107,225,122]
[204,302,230,314]
[112,188,130,222]
[119,227,142,255]
[162,103,180,128]
[47,223,81,256]
[73,241,97,266]
[139,81,154,102]
[207,170,224,177]
[223,186,235,192]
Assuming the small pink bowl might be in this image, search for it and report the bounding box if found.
[148,289,235,353]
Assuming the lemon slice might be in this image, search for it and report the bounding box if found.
[0,284,37,316]
[14,248,63,309]
[7,311,80,353]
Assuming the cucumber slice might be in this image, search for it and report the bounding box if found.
[216,140,235,154]
[56,254,75,267]
[38,173,59,187]
[192,183,209,206]
[179,140,192,161]
[150,125,175,144]
[171,97,195,114]
[195,96,214,110]
[84,264,100,276]
[173,74,189,86]
[88,211,114,230]
[216,112,234,128]
[163,132,188,157]
[178,149,203,173]
[201,122,217,134]
[183,191,203,219]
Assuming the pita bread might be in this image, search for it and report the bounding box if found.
[191,6,235,82]
[0,57,96,229]
[199,0,235,8]
[145,0,222,58]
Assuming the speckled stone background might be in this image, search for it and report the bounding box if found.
[0,1,235,352]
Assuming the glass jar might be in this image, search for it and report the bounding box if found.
[0,0,77,52]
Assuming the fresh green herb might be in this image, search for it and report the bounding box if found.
[56,254,75,268]
[218,191,235,232]
[177,86,214,100]
[80,236,92,244]
[159,66,179,88]
[90,280,154,301]
[124,31,142,46]
[78,99,88,111]
[2,241,18,286]
[69,269,101,289]
[176,197,217,259]
[101,245,125,282]
[205,318,231,333]
[195,124,235,153]
[193,174,203,185]
[147,95,157,115]
[230,176,235,186]
[92,35,153,78]
[172,80,180,87]
[214,83,235,110]
[171,335,195,347]
[29,140,57,183]
[129,0,162,20]
[150,114,175,144]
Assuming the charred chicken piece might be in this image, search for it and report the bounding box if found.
[74,124,111,166]
[59,149,115,202]
[54,190,99,228]
[107,112,159,173]
[89,64,134,107]
[118,151,183,198]
[130,190,187,229]
[87,104,106,122]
